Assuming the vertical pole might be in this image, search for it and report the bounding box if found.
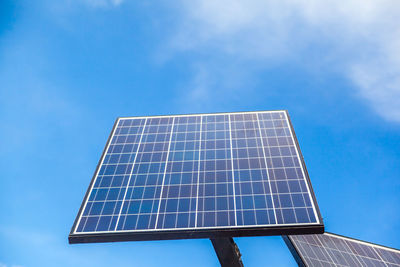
[210,237,244,267]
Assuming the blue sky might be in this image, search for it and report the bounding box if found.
[1,1,399,266]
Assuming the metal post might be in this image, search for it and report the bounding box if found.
[210,237,244,267]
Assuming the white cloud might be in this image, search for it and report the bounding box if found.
[83,0,123,8]
[0,260,23,267]
[350,58,400,122]
[171,0,400,122]
[176,62,258,112]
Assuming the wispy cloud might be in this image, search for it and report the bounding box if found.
[175,62,258,112]
[169,0,400,122]
[0,263,24,267]
[83,0,124,8]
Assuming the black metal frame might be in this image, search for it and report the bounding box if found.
[69,110,324,244]
[70,224,323,244]
[282,235,307,267]
[211,237,243,267]
[284,111,324,225]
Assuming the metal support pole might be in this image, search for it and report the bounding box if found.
[210,237,244,267]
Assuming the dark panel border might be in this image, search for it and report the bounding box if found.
[69,224,323,244]
[282,235,306,267]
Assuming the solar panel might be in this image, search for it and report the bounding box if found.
[69,111,323,243]
[283,233,400,267]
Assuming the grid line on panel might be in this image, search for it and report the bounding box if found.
[274,116,299,224]
[320,235,346,265]
[253,115,273,225]
[325,236,350,266]
[372,246,390,266]
[88,184,314,191]
[155,117,176,229]
[76,206,311,214]
[172,127,186,229]
[105,128,141,229]
[301,236,334,265]
[70,111,325,242]
[343,240,362,266]
[85,123,145,231]
[354,246,389,266]
[317,236,339,266]
[127,126,166,231]
[82,193,313,201]
[194,115,203,228]
[100,155,304,163]
[103,145,303,155]
[230,113,271,226]
[283,111,320,224]
[114,118,148,231]
[290,234,400,267]
[74,119,123,234]
[195,114,236,229]
[315,235,338,266]
[284,132,313,223]
[155,116,202,230]
[339,237,365,266]
[96,165,306,173]
[92,182,119,231]
[248,120,258,224]
[227,114,238,226]
[339,242,362,266]
[256,113,278,224]
[169,118,198,229]
[258,115,284,224]
[296,237,335,266]
[114,126,291,135]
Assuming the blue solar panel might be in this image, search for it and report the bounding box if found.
[284,233,400,267]
[69,111,323,243]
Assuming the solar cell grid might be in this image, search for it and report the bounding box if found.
[116,117,174,232]
[284,233,400,267]
[197,114,236,228]
[69,110,323,243]
[230,113,275,227]
[157,116,201,229]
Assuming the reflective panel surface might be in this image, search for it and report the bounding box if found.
[285,233,400,267]
[70,111,323,242]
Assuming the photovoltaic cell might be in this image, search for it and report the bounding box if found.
[284,233,400,267]
[69,111,323,243]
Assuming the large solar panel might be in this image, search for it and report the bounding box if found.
[69,111,323,243]
[283,233,400,267]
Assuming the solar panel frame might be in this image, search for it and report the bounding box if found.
[283,232,400,267]
[69,110,324,244]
